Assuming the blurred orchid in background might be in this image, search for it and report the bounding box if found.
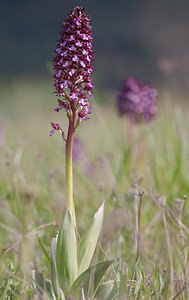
[117,77,158,123]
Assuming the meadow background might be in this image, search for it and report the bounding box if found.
[1,0,189,299]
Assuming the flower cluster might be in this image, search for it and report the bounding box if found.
[117,77,158,122]
[50,6,94,136]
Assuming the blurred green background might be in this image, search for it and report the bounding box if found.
[1,0,189,90]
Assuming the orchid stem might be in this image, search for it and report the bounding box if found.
[66,103,76,226]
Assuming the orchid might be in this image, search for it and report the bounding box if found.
[34,7,117,299]
[118,77,158,123]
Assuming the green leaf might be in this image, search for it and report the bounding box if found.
[32,270,65,299]
[36,233,51,268]
[72,260,113,297]
[56,208,78,290]
[95,280,118,300]
[51,236,64,300]
[78,202,104,275]
[32,271,45,294]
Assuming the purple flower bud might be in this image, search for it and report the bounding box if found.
[117,77,158,123]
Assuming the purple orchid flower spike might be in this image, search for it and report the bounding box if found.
[50,6,94,132]
[117,77,158,123]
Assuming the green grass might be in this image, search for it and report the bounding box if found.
[0,80,189,299]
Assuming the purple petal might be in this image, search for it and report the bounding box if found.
[54,106,63,112]
[50,129,55,136]
[75,41,82,47]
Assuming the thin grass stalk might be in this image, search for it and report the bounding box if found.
[150,191,189,235]
[161,197,174,297]
[134,188,144,262]
[177,196,188,299]
[172,283,186,300]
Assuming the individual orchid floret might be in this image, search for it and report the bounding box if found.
[50,122,62,136]
[54,100,71,112]
[117,77,158,123]
[52,6,94,124]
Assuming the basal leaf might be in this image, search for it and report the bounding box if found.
[72,260,113,297]
[51,236,64,300]
[95,280,118,300]
[56,208,78,290]
[78,202,104,275]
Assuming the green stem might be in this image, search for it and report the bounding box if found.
[66,102,76,224]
